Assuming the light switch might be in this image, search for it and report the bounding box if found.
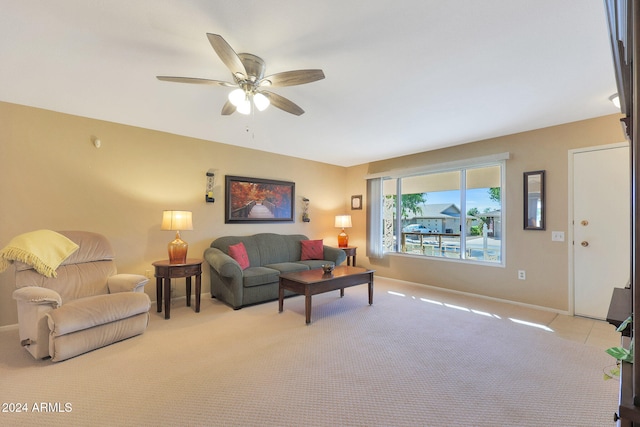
[551,231,565,242]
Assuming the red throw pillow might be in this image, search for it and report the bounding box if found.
[301,239,324,260]
[228,242,250,270]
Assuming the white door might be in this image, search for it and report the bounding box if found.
[572,144,630,319]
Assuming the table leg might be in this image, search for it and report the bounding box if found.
[156,276,162,313]
[186,276,192,307]
[305,288,312,324]
[278,280,284,313]
[368,274,374,305]
[340,288,344,297]
[195,273,201,313]
[164,277,171,319]
[352,254,356,267]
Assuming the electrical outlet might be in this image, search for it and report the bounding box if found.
[144,270,151,278]
[518,270,526,280]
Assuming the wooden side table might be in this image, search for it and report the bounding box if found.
[152,258,203,319]
[340,246,357,266]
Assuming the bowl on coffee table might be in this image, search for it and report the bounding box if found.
[321,264,334,275]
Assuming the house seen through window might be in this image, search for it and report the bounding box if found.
[380,164,503,263]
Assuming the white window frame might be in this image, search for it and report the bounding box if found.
[366,153,508,265]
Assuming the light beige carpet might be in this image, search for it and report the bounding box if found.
[0,277,618,426]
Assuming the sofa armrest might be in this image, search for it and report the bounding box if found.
[107,274,149,293]
[204,247,242,278]
[323,246,347,265]
[12,287,62,308]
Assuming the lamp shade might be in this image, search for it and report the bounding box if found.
[228,88,246,107]
[161,211,193,231]
[253,92,270,111]
[236,99,251,115]
[334,215,352,229]
[609,93,621,109]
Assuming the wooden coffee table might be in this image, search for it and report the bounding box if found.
[278,266,374,324]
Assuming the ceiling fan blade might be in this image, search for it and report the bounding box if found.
[259,69,325,87]
[206,33,247,79]
[221,100,236,115]
[262,91,305,116]
[156,76,236,87]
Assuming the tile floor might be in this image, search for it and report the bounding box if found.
[549,313,621,350]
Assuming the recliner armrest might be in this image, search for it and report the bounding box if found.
[12,287,62,308]
[107,274,149,293]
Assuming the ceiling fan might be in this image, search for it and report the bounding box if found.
[157,33,325,116]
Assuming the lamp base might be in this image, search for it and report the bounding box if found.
[338,230,349,248]
[168,231,188,264]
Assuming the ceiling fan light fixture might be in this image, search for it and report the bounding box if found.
[236,98,252,115]
[228,88,246,107]
[158,34,324,117]
[609,93,621,109]
[253,92,270,111]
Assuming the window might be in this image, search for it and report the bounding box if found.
[368,154,506,264]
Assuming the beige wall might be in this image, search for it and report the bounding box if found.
[345,114,627,312]
[0,102,350,327]
[0,101,627,327]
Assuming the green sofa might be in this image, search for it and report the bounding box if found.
[204,233,346,309]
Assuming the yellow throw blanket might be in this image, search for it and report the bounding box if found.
[0,230,79,278]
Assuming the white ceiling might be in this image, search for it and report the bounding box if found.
[0,1,619,167]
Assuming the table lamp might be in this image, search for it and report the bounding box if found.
[161,210,193,264]
[335,215,352,248]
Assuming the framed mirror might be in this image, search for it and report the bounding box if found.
[524,170,545,230]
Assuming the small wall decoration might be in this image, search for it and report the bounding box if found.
[523,170,545,230]
[302,197,310,222]
[225,175,295,223]
[205,169,215,203]
[351,195,363,210]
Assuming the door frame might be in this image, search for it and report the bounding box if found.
[567,141,629,316]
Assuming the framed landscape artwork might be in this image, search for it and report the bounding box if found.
[225,175,295,223]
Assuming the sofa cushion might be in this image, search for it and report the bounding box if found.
[264,262,310,274]
[242,266,280,288]
[300,239,324,260]
[212,236,262,267]
[254,234,291,265]
[228,242,250,270]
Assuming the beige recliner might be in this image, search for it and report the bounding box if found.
[11,231,150,362]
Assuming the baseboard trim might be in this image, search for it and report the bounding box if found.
[378,276,570,315]
[2,287,562,331]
